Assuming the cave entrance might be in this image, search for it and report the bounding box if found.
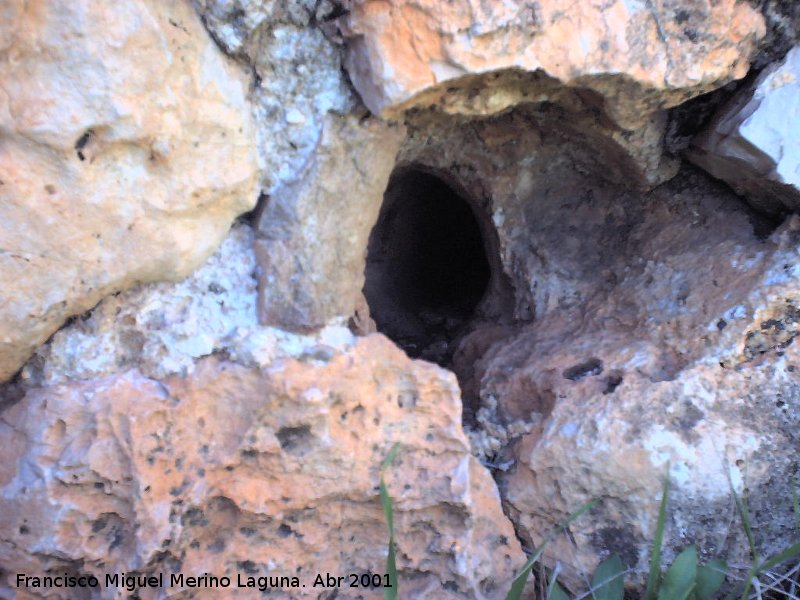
[364,168,491,365]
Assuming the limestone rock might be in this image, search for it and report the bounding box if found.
[689,45,800,216]
[14,224,357,389]
[371,104,797,591]
[338,0,765,128]
[192,0,357,192]
[0,0,260,383]
[255,114,406,330]
[478,198,800,591]
[0,336,524,599]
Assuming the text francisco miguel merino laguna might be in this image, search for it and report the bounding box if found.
[14,571,384,592]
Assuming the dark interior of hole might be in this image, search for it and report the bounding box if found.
[364,170,491,364]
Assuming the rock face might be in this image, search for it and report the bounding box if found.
[0,0,260,383]
[493,213,800,591]
[254,114,406,331]
[191,0,357,193]
[689,45,800,216]
[3,1,800,598]
[379,106,799,590]
[0,337,524,599]
[13,224,359,388]
[338,0,765,127]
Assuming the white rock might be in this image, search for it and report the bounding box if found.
[690,46,800,215]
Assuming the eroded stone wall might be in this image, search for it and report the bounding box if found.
[2,1,800,599]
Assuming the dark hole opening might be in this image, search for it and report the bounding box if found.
[364,169,491,364]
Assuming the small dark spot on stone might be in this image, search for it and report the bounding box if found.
[94,482,104,490]
[237,560,259,575]
[108,525,124,550]
[19,525,30,535]
[74,129,93,161]
[676,401,704,432]
[590,524,639,569]
[276,425,312,453]
[563,358,604,381]
[181,508,207,527]
[277,524,293,538]
[208,282,225,294]
[603,373,623,394]
[240,527,256,537]
[92,517,107,533]
[675,9,691,23]
[444,581,460,592]
[717,319,727,331]
[207,539,226,553]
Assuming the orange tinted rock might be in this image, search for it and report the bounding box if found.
[0,336,523,599]
[0,0,259,382]
[340,0,765,128]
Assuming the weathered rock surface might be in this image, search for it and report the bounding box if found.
[380,105,798,591]
[4,2,800,597]
[0,336,524,599]
[255,114,405,331]
[192,0,357,192]
[490,214,800,591]
[12,224,357,390]
[338,0,765,128]
[0,0,260,383]
[752,0,800,67]
[689,45,800,216]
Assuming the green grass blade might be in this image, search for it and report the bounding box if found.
[384,530,398,600]
[505,544,547,600]
[695,559,727,600]
[729,565,757,600]
[379,480,394,541]
[591,554,625,600]
[380,444,400,600]
[547,571,571,600]
[645,469,671,600]
[558,498,601,529]
[731,486,758,565]
[382,442,400,470]
[726,482,759,600]
[505,499,599,600]
[657,546,697,600]
[756,541,800,573]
